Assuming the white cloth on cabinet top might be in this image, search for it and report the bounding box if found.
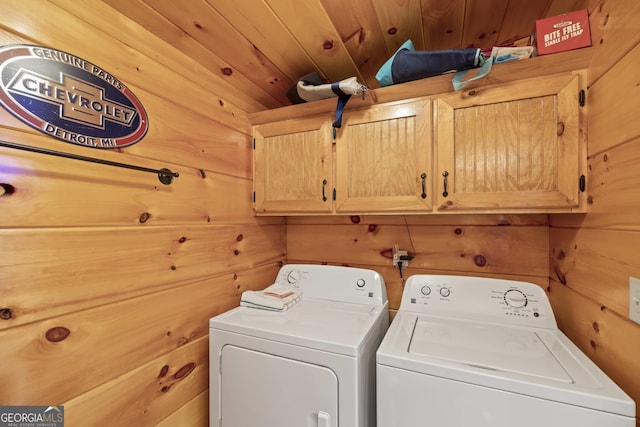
[240,283,303,312]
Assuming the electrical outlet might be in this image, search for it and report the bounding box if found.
[630,277,640,325]
[393,244,409,268]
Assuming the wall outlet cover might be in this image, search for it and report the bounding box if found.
[630,276,640,325]
[392,244,409,268]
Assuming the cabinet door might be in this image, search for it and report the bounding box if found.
[335,99,432,213]
[254,115,333,214]
[435,73,585,212]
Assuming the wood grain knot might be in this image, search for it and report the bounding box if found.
[350,216,361,224]
[592,322,600,333]
[221,67,233,76]
[322,40,334,50]
[368,224,377,232]
[158,365,170,378]
[380,248,393,259]
[139,212,151,223]
[556,250,565,260]
[0,183,16,196]
[554,266,567,285]
[387,27,397,35]
[236,234,244,242]
[46,326,70,342]
[557,122,565,136]
[0,308,13,320]
[179,236,187,243]
[473,255,487,267]
[174,362,196,380]
[358,28,365,43]
[234,249,240,255]
[199,169,206,178]
[454,228,463,235]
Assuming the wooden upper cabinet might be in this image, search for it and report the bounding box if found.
[435,72,586,213]
[335,99,432,213]
[253,115,333,214]
[252,70,587,216]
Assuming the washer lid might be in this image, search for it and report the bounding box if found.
[409,318,572,383]
[210,298,387,356]
[377,313,635,417]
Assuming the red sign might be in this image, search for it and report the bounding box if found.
[532,10,591,56]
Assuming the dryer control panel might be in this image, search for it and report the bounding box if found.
[276,264,388,306]
[400,275,556,329]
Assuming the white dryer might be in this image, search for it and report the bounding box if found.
[376,275,635,427]
[210,264,389,427]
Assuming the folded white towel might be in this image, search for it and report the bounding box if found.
[240,283,303,312]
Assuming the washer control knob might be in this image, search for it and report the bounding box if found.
[421,285,431,296]
[504,289,527,308]
[356,279,366,288]
[439,287,451,298]
[286,270,300,284]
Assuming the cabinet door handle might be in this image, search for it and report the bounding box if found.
[420,173,427,199]
[322,179,328,201]
[442,171,449,197]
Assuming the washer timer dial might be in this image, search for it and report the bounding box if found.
[286,270,301,284]
[504,289,528,308]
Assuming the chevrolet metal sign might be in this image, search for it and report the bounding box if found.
[0,45,148,148]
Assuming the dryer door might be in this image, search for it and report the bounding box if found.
[220,345,338,427]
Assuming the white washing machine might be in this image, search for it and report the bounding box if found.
[210,264,389,427]
[377,275,636,427]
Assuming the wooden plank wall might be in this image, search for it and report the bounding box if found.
[287,214,550,315]
[549,0,640,423]
[0,1,285,426]
[3,1,638,426]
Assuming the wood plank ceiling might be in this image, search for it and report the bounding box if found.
[106,0,590,113]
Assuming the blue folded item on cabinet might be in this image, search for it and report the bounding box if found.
[376,39,487,89]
